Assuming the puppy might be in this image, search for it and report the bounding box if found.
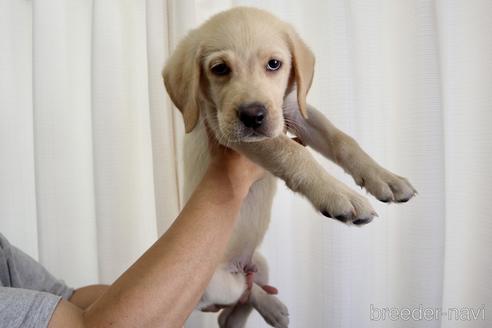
[163,7,416,328]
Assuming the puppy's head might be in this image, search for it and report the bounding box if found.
[163,7,315,142]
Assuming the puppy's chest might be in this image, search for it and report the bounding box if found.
[182,126,277,260]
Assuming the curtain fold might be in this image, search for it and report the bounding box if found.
[31,0,99,287]
[0,0,491,327]
[438,1,492,327]
[0,0,38,259]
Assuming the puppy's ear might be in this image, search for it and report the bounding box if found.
[285,27,315,119]
[163,38,202,133]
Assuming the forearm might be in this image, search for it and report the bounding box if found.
[70,285,109,310]
[82,167,244,327]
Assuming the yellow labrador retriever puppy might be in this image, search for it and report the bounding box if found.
[163,7,416,328]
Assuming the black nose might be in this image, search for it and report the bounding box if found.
[238,103,267,129]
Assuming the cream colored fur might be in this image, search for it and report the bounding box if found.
[163,7,416,328]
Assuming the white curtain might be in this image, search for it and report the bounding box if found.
[1,0,491,327]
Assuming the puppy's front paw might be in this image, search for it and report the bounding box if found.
[317,188,377,226]
[354,167,417,203]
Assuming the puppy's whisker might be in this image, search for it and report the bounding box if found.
[287,120,305,136]
[283,117,305,137]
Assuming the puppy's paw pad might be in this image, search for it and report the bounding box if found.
[335,214,353,223]
[322,210,355,223]
[353,218,373,226]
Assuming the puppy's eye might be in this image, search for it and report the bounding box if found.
[211,63,231,76]
[266,59,282,71]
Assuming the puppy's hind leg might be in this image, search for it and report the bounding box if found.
[218,253,267,328]
[198,264,247,311]
[218,303,253,328]
[250,284,289,328]
[218,253,288,328]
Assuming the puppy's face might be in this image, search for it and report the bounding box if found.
[163,7,315,142]
[201,34,291,142]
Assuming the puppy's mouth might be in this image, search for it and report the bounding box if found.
[237,128,272,142]
[216,124,274,143]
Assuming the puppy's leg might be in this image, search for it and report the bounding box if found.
[283,95,417,203]
[198,265,247,310]
[218,253,273,328]
[249,284,289,328]
[234,136,377,224]
[218,287,288,328]
[218,303,252,328]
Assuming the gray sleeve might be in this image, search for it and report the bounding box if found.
[0,233,73,300]
[0,287,61,328]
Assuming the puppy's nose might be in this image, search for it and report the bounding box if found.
[238,103,267,129]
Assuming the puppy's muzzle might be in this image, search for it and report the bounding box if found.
[237,102,267,129]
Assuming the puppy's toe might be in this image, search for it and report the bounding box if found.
[357,168,416,204]
[389,177,417,203]
[348,195,377,224]
[321,192,377,226]
[363,177,394,203]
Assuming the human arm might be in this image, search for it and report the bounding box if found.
[69,285,109,310]
[49,146,263,328]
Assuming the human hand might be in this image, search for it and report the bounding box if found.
[205,126,265,199]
